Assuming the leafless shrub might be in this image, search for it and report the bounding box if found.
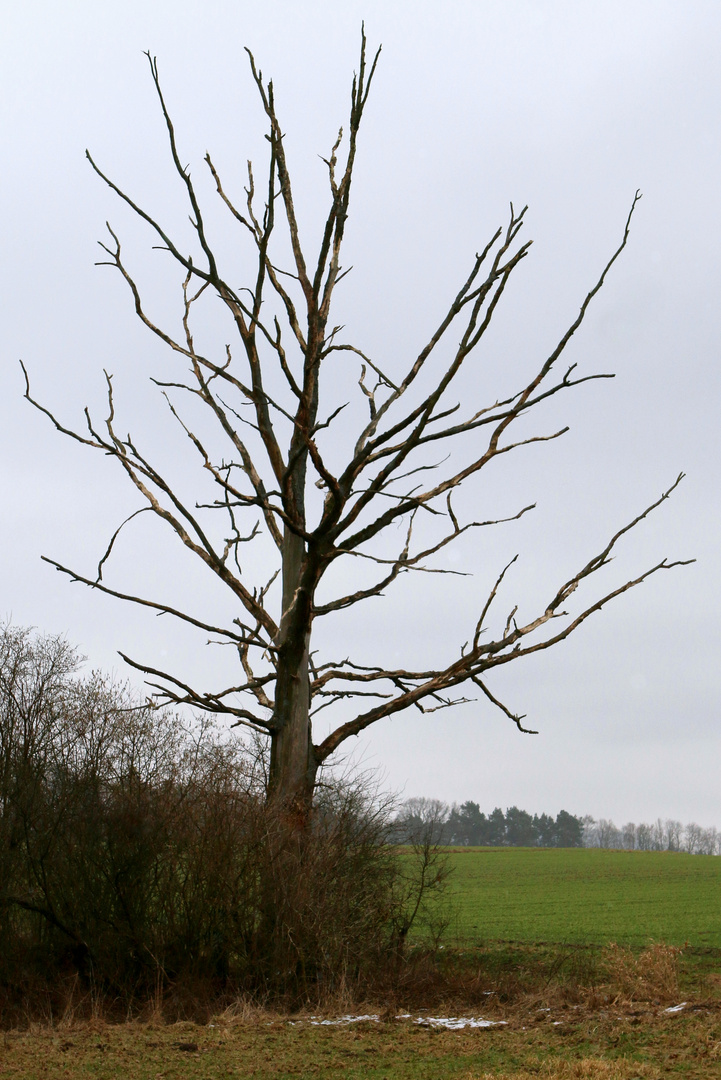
[387,800,452,955]
[0,624,449,1017]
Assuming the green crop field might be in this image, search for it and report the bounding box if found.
[442,847,721,947]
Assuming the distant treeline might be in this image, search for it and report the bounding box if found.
[393,798,584,848]
[395,798,720,854]
[582,817,720,855]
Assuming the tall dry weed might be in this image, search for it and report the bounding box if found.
[601,942,681,1003]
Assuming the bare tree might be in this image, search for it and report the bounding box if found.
[636,823,654,851]
[699,827,719,856]
[394,798,450,845]
[22,32,691,818]
[651,818,666,851]
[664,819,683,852]
[684,822,703,855]
[596,819,622,849]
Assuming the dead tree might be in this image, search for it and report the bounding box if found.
[23,32,691,818]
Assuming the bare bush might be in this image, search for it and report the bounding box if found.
[0,624,448,1014]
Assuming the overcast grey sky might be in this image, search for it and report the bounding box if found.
[1,1,719,826]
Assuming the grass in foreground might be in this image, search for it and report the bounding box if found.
[2,999,719,1079]
[2,942,720,1079]
[4,848,720,1076]
[443,847,721,947]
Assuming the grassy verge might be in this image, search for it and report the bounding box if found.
[2,941,720,1078]
[2,998,719,1079]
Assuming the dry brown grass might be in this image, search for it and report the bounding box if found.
[3,1003,719,1080]
[467,1060,661,1079]
[600,942,682,1004]
[4,939,711,1031]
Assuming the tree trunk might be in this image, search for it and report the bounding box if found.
[267,528,317,819]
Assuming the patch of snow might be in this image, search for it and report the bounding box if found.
[291,1013,507,1029]
[414,1016,507,1029]
[310,1015,379,1025]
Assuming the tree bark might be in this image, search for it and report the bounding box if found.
[267,527,317,817]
